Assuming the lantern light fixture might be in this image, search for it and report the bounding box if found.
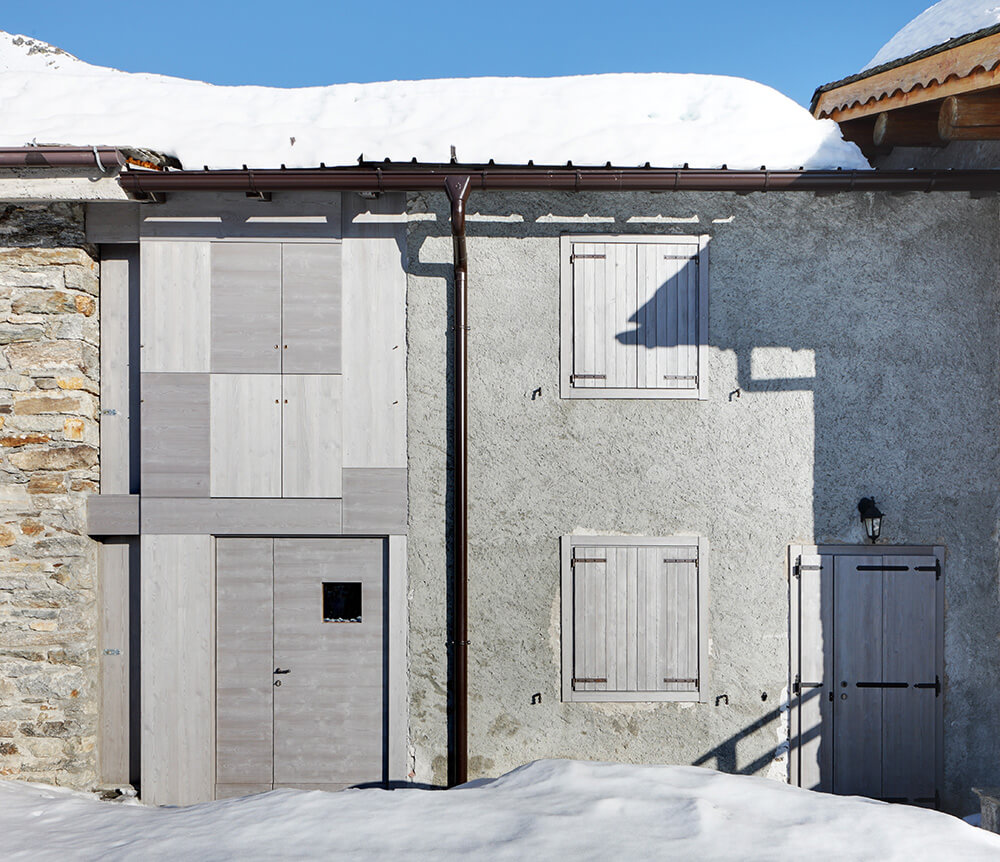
[858,498,884,543]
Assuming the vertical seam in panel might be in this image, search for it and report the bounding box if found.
[271,538,276,788]
[279,246,285,497]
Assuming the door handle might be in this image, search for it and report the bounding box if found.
[274,668,291,675]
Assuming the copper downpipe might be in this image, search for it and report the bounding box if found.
[444,176,472,787]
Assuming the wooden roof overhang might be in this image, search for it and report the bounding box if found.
[811,25,1000,153]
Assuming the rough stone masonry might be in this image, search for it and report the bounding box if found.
[0,203,99,787]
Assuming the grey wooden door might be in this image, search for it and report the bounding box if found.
[793,551,941,806]
[272,538,385,789]
[215,538,387,798]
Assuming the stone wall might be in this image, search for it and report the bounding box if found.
[0,203,99,787]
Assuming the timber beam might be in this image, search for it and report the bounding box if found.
[873,103,948,149]
[939,91,1000,140]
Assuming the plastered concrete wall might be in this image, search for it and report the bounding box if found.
[406,188,1000,813]
[874,140,1000,170]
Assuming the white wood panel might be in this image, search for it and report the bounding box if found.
[99,247,134,494]
[387,535,408,784]
[140,534,214,806]
[210,374,282,498]
[282,374,342,498]
[140,240,210,372]
[341,194,406,468]
[98,541,130,785]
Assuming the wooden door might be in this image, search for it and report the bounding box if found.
[215,538,387,797]
[281,244,342,374]
[272,538,386,789]
[794,551,941,805]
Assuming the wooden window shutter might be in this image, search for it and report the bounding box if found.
[571,547,609,691]
[570,242,638,389]
[568,539,703,698]
[635,241,702,391]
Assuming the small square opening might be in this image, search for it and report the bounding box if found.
[323,582,362,623]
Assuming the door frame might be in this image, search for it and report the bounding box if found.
[212,533,408,796]
[787,544,945,800]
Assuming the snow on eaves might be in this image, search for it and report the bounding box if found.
[863,0,1000,71]
[0,31,867,172]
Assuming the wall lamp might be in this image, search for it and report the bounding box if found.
[858,498,884,543]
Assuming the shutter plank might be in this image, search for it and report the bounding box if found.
[797,554,833,792]
[686,247,699,389]
[626,547,638,691]
[882,556,937,802]
[615,547,628,691]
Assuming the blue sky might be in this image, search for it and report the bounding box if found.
[5,1,931,106]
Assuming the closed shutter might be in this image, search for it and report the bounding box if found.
[635,241,701,391]
[570,541,702,698]
[570,242,637,389]
[568,238,704,394]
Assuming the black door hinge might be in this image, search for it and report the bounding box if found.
[915,559,942,580]
[914,675,941,696]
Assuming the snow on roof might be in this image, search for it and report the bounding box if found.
[2,760,999,860]
[0,31,867,172]
[863,1,1000,71]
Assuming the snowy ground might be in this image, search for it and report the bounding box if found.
[1,760,997,861]
[0,31,866,171]
[864,0,1000,70]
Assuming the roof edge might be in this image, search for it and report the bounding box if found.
[810,21,1000,113]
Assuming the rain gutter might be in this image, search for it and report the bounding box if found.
[119,164,1000,195]
[0,146,126,170]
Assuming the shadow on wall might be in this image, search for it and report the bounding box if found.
[402,189,1000,809]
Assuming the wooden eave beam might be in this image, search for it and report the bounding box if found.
[873,102,947,148]
[939,90,1000,139]
[814,31,1000,124]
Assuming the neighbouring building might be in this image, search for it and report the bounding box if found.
[1,2,999,817]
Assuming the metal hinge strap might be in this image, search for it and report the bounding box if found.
[664,558,698,565]
[570,253,607,263]
[573,677,607,685]
[914,560,942,579]
[663,677,698,684]
[914,676,941,696]
[571,557,607,566]
[570,374,607,385]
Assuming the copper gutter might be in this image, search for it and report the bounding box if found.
[0,146,127,170]
[119,164,1000,195]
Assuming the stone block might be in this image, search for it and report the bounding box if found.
[13,392,86,416]
[9,446,97,471]
[0,324,44,345]
[11,289,80,315]
[0,434,51,448]
[0,249,94,268]
[5,341,97,376]
[62,419,84,441]
[0,270,64,291]
[26,475,65,494]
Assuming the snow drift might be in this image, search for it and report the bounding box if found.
[864,0,1000,70]
[0,32,867,172]
[1,760,997,861]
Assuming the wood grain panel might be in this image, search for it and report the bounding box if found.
[281,243,342,374]
[99,247,135,494]
[140,373,210,498]
[98,540,131,785]
[341,194,406,467]
[833,555,883,799]
[342,468,406,534]
[795,554,834,792]
[140,534,214,805]
[87,494,139,536]
[282,374,342,498]
[210,374,282,498]
[273,538,386,786]
[216,538,274,786]
[140,240,210,372]
[141,497,342,535]
[882,556,937,802]
[211,243,281,373]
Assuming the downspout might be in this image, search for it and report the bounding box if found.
[445,175,472,787]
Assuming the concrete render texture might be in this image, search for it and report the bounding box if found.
[405,189,1000,814]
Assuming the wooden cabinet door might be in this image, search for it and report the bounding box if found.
[210,374,282,497]
[281,374,343,498]
[210,243,282,374]
[281,244,341,374]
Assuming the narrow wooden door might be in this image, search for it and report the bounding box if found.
[272,538,386,789]
[795,552,941,805]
